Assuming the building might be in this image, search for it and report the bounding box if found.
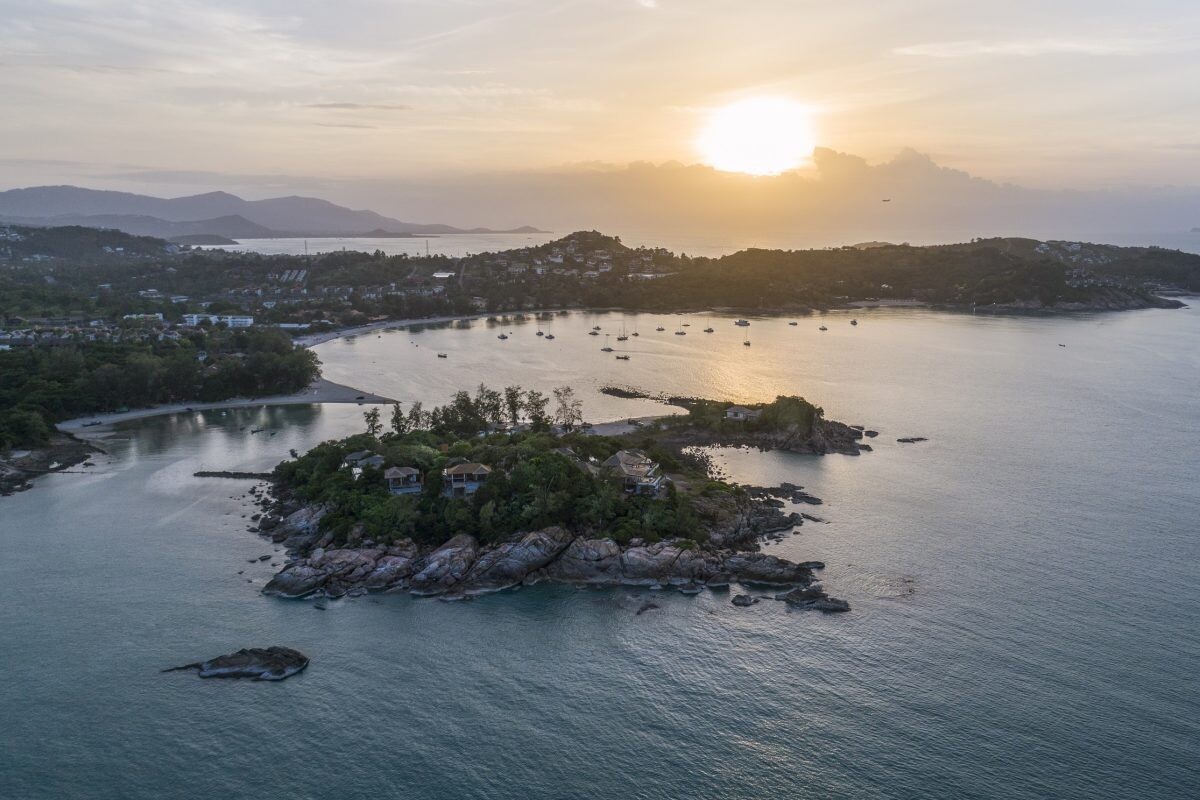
[385,466,423,495]
[601,449,665,495]
[182,314,255,328]
[343,450,385,479]
[441,463,492,498]
[724,405,762,422]
[122,313,164,322]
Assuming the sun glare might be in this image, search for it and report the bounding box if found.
[696,97,816,176]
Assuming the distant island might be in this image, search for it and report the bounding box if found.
[0,185,546,241]
[252,386,861,610]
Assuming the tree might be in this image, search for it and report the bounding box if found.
[390,402,409,435]
[363,407,382,437]
[524,390,551,430]
[553,386,582,431]
[406,401,426,431]
[474,384,504,427]
[503,385,523,427]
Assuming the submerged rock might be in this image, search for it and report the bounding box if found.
[775,585,851,612]
[163,646,308,681]
[731,594,759,607]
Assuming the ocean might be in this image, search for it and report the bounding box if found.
[1,306,1197,799]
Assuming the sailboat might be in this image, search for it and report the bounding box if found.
[655,325,665,332]
[850,319,858,326]
[675,319,686,336]
[743,340,751,346]
[536,320,544,336]
[818,325,828,332]
[601,334,614,352]
[616,322,628,342]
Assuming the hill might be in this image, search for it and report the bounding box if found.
[0,186,545,239]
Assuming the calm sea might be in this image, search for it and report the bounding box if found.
[2,306,1198,799]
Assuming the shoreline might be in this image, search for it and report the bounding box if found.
[56,378,396,432]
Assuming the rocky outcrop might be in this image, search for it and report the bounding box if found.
[458,528,575,594]
[775,584,851,612]
[163,646,308,681]
[408,534,479,596]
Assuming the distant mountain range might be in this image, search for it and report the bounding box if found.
[0,186,544,241]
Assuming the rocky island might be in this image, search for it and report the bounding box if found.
[248,386,863,611]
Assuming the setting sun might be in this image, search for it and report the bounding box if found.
[696,97,816,176]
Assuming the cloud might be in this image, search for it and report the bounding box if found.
[306,102,410,111]
[894,38,1161,58]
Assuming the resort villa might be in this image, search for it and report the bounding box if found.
[384,466,423,495]
[342,450,385,479]
[441,463,493,498]
[602,449,666,495]
[724,405,763,422]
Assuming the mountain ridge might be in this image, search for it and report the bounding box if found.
[0,185,544,238]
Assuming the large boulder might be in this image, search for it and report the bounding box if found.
[620,543,684,585]
[163,646,308,681]
[724,552,816,585]
[458,528,576,594]
[534,537,623,584]
[262,563,328,598]
[408,534,479,596]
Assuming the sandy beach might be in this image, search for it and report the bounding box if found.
[56,378,396,432]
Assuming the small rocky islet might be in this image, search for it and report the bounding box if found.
[162,646,309,681]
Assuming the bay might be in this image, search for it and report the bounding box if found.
[1,305,1198,799]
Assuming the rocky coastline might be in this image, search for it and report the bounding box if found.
[251,490,849,612]
[0,434,100,497]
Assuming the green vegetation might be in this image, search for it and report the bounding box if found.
[0,327,319,448]
[272,384,713,549]
[666,395,823,435]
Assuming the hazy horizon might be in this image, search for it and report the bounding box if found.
[3,0,1199,243]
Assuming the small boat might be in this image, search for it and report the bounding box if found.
[536,330,544,337]
[545,334,555,340]
[850,319,858,326]
[655,326,665,332]
[592,325,601,331]
[743,340,751,346]
[437,353,448,358]
[631,331,639,337]
[588,330,599,336]
[789,321,798,326]
[497,334,508,340]
[703,327,714,333]
[601,347,614,352]
[734,319,750,327]
[819,325,828,331]
[615,354,630,360]
[250,427,265,434]
[82,420,103,427]
[682,322,691,327]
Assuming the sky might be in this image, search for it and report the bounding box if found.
[2,0,1200,235]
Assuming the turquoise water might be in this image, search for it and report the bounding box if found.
[2,306,1198,798]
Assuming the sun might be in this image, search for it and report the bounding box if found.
[696,97,816,176]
